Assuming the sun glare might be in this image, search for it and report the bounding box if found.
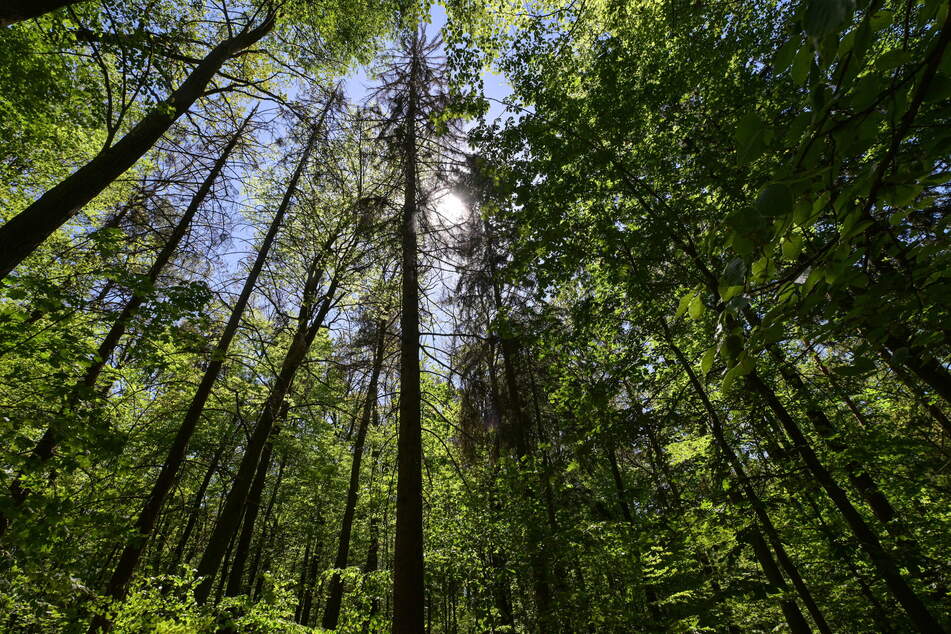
[435,192,467,226]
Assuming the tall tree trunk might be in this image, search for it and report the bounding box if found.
[246,455,286,596]
[89,122,320,630]
[214,521,241,606]
[225,420,280,597]
[0,118,250,537]
[659,320,825,634]
[323,320,387,629]
[295,537,314,624]
[169,415,239,571]
[393,37,425,634]
[0,14,274,279]
[194,268,339,603]
[364,448,382,628]
[0,0,87,26]
[300,519,324,627]
[745,371,943,632]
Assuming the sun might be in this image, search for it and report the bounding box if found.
[434,192,468,226]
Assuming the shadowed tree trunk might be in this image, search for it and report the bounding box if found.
[194,264,341,603]
[247,456,286,597]
[0,116,251,538]
[225,416,281,597]
[323,319,387,629]
[0,0,87,27]
[88,121,322,633]
[393,33,425,634]
[300,516,324,627]
[169,415,240,571]
[0,13,274,280]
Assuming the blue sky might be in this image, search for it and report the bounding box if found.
[343,2,513,124]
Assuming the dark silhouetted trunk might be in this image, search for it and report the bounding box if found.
[393,40,425,634]
[0,14,274,279]
[169,416,239,571]
[0,0,86,26]
[89,121,319,630]
[323,321,387,629]
[300,520,323,627]
[247,456,286,596]
[295,537,314,624]
[194,266,340,603]
[225,421,280,597]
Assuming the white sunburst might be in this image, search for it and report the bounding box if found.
[434,192,468,227]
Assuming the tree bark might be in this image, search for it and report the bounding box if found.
[89,121,319,631]
[0,14,274,279]
[0,118,250,537]
[0,0,86,27]
[225,420,280,597]
[393,36,425,634]
[323,320,387,629]
[169,415,239,571]
[246,455,286,596]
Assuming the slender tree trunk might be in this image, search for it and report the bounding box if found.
[89,123,320,631]
[300,522,323,627]
[323,321,387,629]
[0,14,274,279]
[745,371,944,632]
[364,450,382,628]
[214,523,240,606]
[247,456,286,595]
[295,537,314,624]
[393,39,425,634]
[0,0,87,26]
[169,415,239,571]
[744,312,927,572]
[0,120,250,538]
[659,320,823,634]
[884,333,951,407]
[194,268,339,603]
[798,492,896,632]
[225,421,279,597]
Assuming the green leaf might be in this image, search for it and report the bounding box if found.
[700,347,717,374]
[804,0,854,39]
[666,435,713,466]
[735,112,766,165]
[875,48,913,72]
[676,292,695,319]
[751,256,771,283]
[792,45,813,85]
[720,258,746,288]
[756,183,793,218]
[688,294,705,320]
[782,234,803,260]
[773,39,800,72]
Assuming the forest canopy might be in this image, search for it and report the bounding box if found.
[1,0,950,632]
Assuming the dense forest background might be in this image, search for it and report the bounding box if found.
[1,0,950,632]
